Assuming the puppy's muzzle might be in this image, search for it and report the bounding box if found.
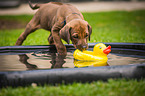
[77,44,88,51]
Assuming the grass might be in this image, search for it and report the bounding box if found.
[1,79,145,96]
[0,10,145,46]
[0,29,49,46]
[0,10,145,96]
[83,10,145,43]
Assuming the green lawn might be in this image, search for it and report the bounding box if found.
[1,79,145,96]
[0,10,145,96]
[0,29,49,46]
[0,10,145,46]
[83,10,145,43]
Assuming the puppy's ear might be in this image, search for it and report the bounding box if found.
[88,24,92,41]
[59,25,71,44]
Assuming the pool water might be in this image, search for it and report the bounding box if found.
[0,51,145,71]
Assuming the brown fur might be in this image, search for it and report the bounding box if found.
[15,2,92,56]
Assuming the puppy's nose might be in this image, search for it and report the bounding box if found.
[81,46,87,51]
[82,46,87,49]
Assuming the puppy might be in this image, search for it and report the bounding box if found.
[15,1,92,56]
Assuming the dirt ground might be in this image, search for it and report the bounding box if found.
[0,19,26,29]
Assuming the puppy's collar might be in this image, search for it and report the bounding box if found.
[62,20,66,26]
[62,13,81,26]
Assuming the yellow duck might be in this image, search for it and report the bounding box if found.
[73,43,111,67]
[73,43,111,61]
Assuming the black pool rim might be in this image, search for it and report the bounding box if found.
[0,42,145,56]
[0,43,145,88]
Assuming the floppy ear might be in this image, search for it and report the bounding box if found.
[59,25,71,44]
[88,24,92,41]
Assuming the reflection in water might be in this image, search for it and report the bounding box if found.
[0,52,145,71]
[49,53,65,68]
[74,60,108,68]
[19,54,38,70]
[19,53,66,70]
[19,53,109,69]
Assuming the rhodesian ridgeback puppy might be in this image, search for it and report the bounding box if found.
[15,1,92,56]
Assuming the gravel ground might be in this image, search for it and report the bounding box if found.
[0,1,145,15]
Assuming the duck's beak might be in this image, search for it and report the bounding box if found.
[103,45,111,54]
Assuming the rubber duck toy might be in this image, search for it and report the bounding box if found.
[73,43,111,61]
[73,43,111,67]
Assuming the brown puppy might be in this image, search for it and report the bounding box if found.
[15,1,92,55]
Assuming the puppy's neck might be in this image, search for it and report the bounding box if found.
[65,13,82,23]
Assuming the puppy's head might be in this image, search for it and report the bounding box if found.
[59,19,92,51]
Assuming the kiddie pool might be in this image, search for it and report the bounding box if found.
[0,43,145,87]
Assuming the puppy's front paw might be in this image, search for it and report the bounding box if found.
[57,46,67,56]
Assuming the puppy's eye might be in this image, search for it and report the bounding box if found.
[73,35,78,38]
[85,33,89,37]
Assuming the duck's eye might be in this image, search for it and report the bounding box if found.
[99,47,102,49]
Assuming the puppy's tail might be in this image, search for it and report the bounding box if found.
[28,1,40,10]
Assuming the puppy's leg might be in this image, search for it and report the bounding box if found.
[51,22,66,56]
[15,16,40,45]
[48,33,54,45]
